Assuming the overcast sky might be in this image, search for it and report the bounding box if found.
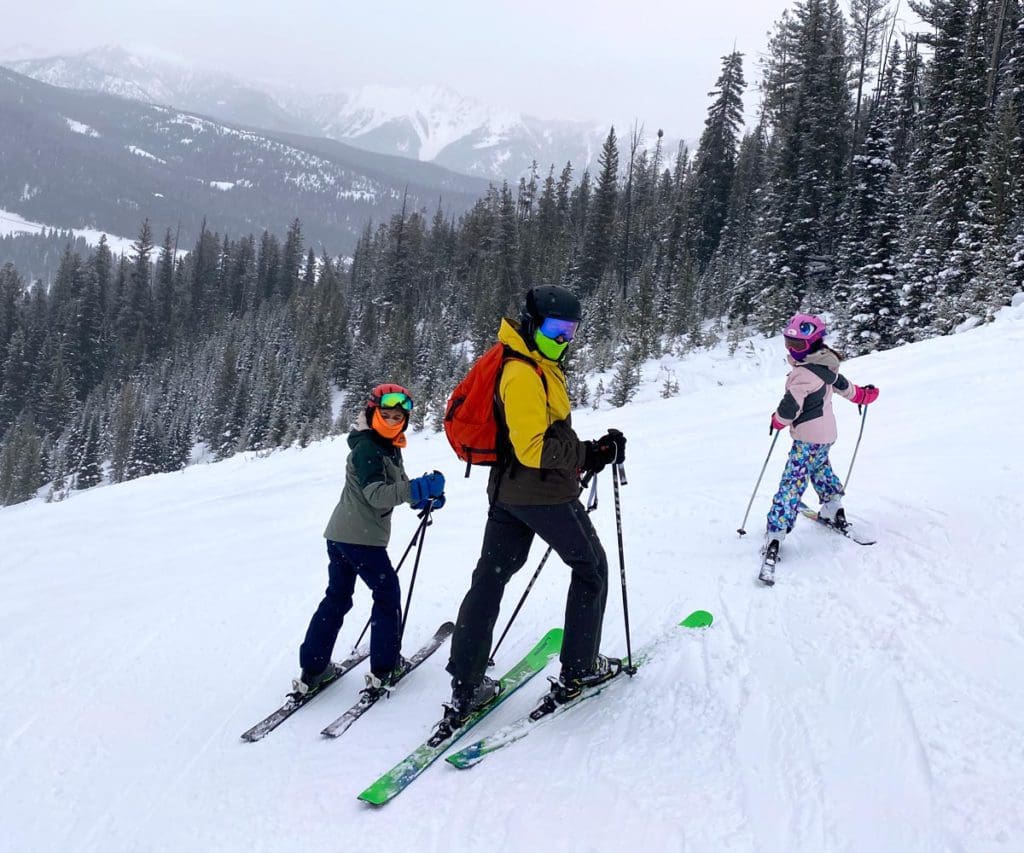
[3,0,923,140]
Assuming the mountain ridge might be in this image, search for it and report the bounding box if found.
[4,45,666,179]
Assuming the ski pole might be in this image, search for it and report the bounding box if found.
[844,405,869,492]
[399,499,434,641]
[487,470,596,666]
[612,462,635,675]
[487,545,554,667]
[737,431,780,536]
[352,506,432,650]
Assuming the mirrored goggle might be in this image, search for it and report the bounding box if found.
[378,391,413,411]
[784,336,811,353]
[539,317,579,343]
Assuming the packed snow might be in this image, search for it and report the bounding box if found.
[2,302,1023,851]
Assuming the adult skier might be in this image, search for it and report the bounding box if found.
[761,313,880,581]
[443,285,627,724]
[293,384,446,695]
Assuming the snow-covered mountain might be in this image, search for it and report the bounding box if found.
[2,46,640,180]
[5,45,303,133]
[0,66,487,252]
[283,83,610,180]
[3,298,1023,850]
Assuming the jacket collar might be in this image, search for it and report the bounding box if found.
[789,347,841,371]
[498,317,546,365]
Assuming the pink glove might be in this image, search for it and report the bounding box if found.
[850,384,879,405]
[770,413,787,433]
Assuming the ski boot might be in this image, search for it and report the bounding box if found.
[553,654,622,702]
[428,676,501,746]
[362,655,411,698]
[528,654,623,720]
[818,496,849,532]
[759,530,785,586]
[291,661,340,697]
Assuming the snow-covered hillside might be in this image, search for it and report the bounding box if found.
[0,207,138,256]
[3,303,1023,851]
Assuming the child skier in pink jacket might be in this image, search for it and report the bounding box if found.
[762,313,879,570]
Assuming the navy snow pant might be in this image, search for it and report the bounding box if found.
[300,540,402,678]
[447,499,608,687]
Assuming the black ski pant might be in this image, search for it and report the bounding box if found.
[447,499,608,687]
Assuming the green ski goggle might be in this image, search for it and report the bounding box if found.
[378,391,413,411]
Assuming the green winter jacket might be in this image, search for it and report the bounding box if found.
[323,412,414,547]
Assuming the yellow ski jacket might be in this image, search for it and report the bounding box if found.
[487,318,587,505]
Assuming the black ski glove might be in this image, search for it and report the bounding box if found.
[582,429,626,473]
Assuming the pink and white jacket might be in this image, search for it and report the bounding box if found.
[775,348,855,445]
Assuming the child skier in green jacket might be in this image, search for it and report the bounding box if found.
[293,384,445,695]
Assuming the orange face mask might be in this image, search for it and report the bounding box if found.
[371,408,407,446]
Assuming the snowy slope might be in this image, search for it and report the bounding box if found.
[0,207,138,256]
[3,303,1024,852]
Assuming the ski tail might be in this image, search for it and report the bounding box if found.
[357,627,563,806]
[445,611,713,769]
[797,501,877,545]
[240,646,369,742]
[321,621,454,739]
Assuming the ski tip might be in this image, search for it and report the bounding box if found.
[541,626,565,643]
[680,610,714,628]
[357,784,392,806]
[525,627,564,658]
[439,620,456,633]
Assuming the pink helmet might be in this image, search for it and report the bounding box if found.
[783,313,826,361]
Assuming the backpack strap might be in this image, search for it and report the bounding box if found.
[490,346,547,504]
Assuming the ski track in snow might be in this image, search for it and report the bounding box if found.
[2,301,1024,851]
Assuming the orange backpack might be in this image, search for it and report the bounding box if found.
[444,343,546,476]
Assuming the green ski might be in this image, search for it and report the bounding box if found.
[445,611,713,770]
[357,627,563,806]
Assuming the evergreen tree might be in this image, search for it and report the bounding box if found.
[75,412,104,490]
[753,0,853,327]
[849,0,892,144]
[575,128,619,297]
[154,228,176,350]
[900,0,990,337]
[126,219,155,355]
[691,51,747,269]
[0,414,44,505]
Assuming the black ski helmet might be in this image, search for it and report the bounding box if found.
[521,285,583,341]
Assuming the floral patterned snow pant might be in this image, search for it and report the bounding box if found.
[767,440,844,534]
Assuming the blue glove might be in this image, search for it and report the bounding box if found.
[409,471,445,505]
